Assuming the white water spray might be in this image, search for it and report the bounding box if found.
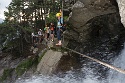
[107,43,125,83]
[15,44,125,83]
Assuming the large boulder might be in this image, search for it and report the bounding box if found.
[63,0,125,57]
[69,0,117,32]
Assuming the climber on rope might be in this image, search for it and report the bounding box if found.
[56,10,63,46]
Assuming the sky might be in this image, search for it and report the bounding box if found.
[0,0,12,19]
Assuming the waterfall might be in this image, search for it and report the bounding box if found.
[107,43,125,83]
[15,44,125,83]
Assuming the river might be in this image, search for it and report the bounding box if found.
[15,44,125,83]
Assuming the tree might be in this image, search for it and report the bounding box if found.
[2,0,62,56]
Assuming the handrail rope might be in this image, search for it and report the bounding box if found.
[62,46,125,74]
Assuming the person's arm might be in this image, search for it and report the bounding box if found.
[44,27,46,31]
[32,33,34,36]
[60,17,63,25]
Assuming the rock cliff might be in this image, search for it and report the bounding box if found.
[63,0,125,57]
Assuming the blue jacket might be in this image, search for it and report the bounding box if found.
[57,17,63,28]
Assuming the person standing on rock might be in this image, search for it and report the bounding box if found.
[38,29,43,43]
[44,24,50,41]
[50,23,55,42]
[56,11,63,46]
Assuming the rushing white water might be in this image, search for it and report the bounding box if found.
[107,43,125,83]
[15,44,125,83]
[15,70,102,83]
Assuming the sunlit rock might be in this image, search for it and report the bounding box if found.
[117,0,125,27]
[72,1,84,8]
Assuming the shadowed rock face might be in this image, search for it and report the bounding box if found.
[63,0,125,56]
[70,0,117,30]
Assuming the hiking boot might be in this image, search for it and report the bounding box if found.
[56,43,62,46]
[56,41,62,46]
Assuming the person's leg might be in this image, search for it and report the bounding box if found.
[57,29,60,40]
[50,30,52,41]
[47,33,50,40]
[51,30,54,41]
[52,34,54,41]
[45,33,47,39]
[56,29,62,45]
[34,37,36,43]
[39,36,42,43]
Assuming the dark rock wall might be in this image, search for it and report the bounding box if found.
[63,0,125,58]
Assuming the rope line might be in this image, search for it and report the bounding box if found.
[62,46,125,74]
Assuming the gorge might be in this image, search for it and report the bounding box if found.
[1,0,125,83]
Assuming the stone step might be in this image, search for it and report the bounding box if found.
[36,50,63,75]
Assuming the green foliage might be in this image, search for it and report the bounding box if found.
[0,0,63,55]
[0,23,17,49]
[20,26,33,33]
[63,16,68,22]
[0,68,14,81]
[46,12,57,24]
[15,58,34,76]
[0,22,22,53]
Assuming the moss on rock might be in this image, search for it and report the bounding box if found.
[0,68,14,81]
[38,50,47,63]
[15,57,37,76]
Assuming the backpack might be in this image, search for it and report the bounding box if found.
[50,25,54,30]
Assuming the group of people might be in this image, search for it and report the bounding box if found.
[31,9,64,46]
[31,22,55,44]
[44,23,55,42]
[31,28,43,44]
